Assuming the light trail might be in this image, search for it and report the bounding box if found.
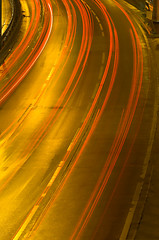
[0,0,38,81]
[91,103,145,240]
[70,1,144,238]
[11,0,94,238]
[14,0,93,165]
[0,0,77,148]
[13,0,119,239]
[1,1,144,240]
[0,0,65,145]
[0,0,54,192]
[70,2,120,238]
[0,0,77,197]
[0,0,53,105]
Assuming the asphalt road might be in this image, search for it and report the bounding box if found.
[0,0,156,239]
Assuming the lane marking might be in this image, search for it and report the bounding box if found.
[98,65,104,80]
[111,1,158,239]
[13,206,39,240]
[99,23,103,31]
[102,52,106,64]
[12,1,109,239]
[91,83,99,99]
[119,183,141,240]
[81,0,104,37]
[12,156,66,240]
[67,128,80,151]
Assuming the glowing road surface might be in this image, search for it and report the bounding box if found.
[0,0,156,239]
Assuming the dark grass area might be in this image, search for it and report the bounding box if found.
[124,0,146,10]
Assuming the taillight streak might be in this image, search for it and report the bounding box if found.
[20,0,117,238]
[70,2,144,238]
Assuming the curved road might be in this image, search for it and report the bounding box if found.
[0,0,156,239]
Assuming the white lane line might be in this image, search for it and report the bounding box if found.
[96,16,100,23]
[98,65,104,80]
[99,23,103,31]
[101,52,106,64]
[13,157,66,239]
[91,83,99,100]
[80,0,105,37]
[119,183,141,240]
[67,128,80,152]
[11,3,54,239]
[13,206,39,240]
[47,165,63,187]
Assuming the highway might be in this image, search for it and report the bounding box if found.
[0,0,156,239]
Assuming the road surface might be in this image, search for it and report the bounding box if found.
[0,0,156,239]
